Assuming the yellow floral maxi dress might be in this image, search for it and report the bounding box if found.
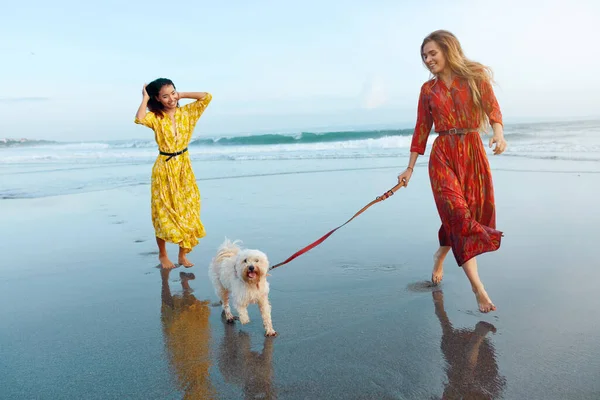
[134,94,212,252]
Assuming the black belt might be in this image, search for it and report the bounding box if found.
[159,147,188,161]
[438,128,477,136]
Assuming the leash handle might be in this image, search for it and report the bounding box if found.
[376,181,406,200]
[270,181,406,271]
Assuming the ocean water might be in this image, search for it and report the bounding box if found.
[1,119,600,199]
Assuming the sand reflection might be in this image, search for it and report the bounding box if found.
[160,269,216,399]
[432,290,506,399]
[217,320,277,399]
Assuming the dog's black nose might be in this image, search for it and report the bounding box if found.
[248,265,255,271]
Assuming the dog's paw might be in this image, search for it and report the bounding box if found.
[265,330,278,337]
[239,316,250,325]
[222,311,238,323]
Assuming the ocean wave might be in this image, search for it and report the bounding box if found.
[0,136,415,164]
[3,122,600,165]
[0,139,57,148]
[5,118,600,150]
[1,129,417,149]
[189,129,415,146]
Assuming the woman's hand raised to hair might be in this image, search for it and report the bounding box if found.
[136,84,150,121]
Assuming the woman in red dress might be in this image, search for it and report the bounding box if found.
[397,30,507,313]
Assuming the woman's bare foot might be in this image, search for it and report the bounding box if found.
[431,247,449,285]
[473,288,496,313]
[159,254,176,269]
[178,254,194,268]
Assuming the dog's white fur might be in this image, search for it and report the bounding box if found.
[209,238,277,336]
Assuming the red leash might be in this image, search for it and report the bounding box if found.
[269,181,406,270]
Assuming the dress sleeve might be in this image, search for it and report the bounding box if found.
[410,84,434,155]
[182,93,213,127]
[134,111,158,130]
[481,80,503,126]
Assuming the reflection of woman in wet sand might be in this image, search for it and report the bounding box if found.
[432,290,506,399]
[160,269,216,400]
[217,322,276,400]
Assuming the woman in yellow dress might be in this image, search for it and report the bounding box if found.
[135,78,212,269]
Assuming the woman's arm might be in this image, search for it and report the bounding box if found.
[407,151,419,170]
[481,81,507,155]
[179,92,213,127]
[178,92,209,101]
[491,122,503,136]
[398,84,431,186]
[136,84,150,121]
[397,151,419,186]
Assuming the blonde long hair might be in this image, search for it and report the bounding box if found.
[421,30,494,132]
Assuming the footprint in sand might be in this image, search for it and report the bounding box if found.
[339,262,406,272]
[406,280,439,293]
[107,214,126,224]
[464,309,499,318]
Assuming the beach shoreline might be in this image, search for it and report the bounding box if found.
[1,153,600,399]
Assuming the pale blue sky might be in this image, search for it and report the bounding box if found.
[1,0,599,140]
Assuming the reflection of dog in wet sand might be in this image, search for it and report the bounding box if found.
[209,239,277,337]
[218,322,276,400]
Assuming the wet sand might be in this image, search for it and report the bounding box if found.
[1,157,600,399]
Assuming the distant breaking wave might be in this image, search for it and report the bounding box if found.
[0,139,57,148]
[2,129,416,149]
[190,129,415,146]
[3,122,600,164]
[4,126,594,150]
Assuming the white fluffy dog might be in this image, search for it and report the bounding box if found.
[209,239,277,337]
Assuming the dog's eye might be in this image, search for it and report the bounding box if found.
[243,259,247,263]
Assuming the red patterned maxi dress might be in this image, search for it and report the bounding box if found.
[410,77,503,266]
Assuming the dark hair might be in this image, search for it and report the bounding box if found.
[146,78,178,117]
